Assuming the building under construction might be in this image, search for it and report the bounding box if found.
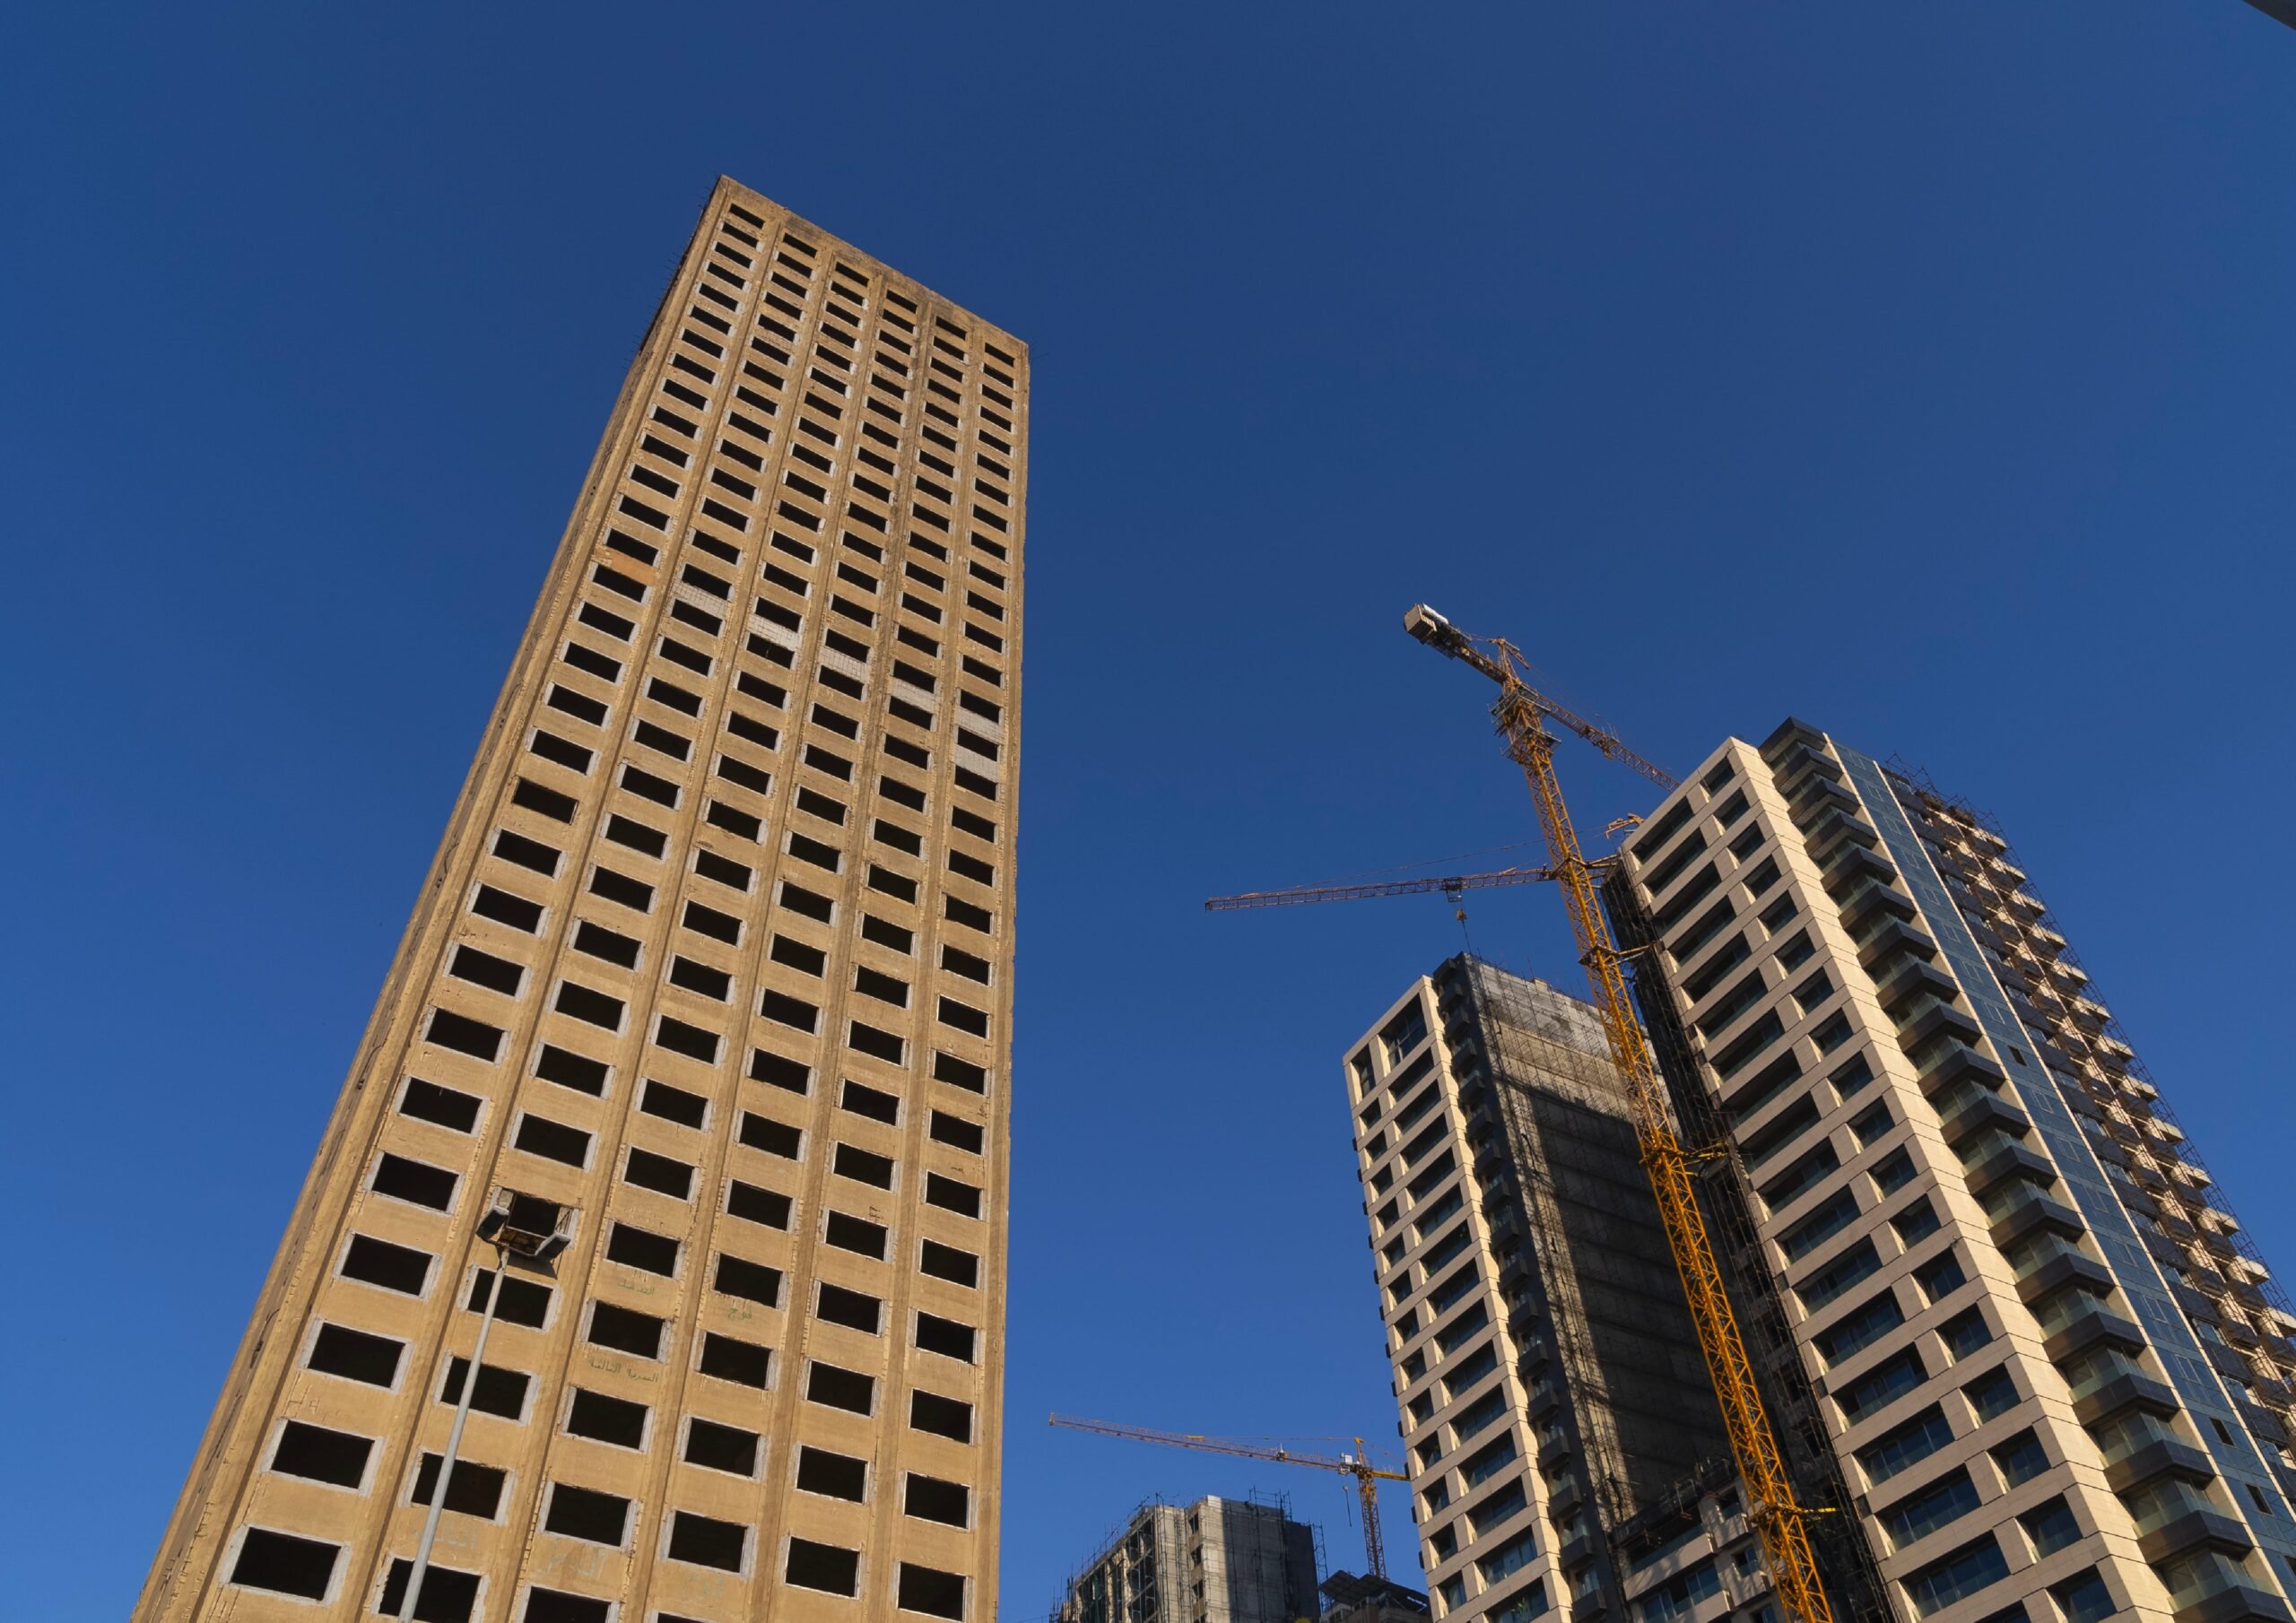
[1049,1495,1321,1623]
[1340,712,2296,1623]
[1347,959,1842,1623]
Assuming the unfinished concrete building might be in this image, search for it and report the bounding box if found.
[1320,1570,1434,1621]
[1345,958,1780,1623]
[1049,1497,1321,1623]
[135,176,1026,1622]
[1605,721,2296,1623]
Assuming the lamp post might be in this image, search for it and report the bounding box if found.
[396,1193,570,1621]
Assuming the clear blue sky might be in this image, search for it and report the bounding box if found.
[4,3,2292,1616]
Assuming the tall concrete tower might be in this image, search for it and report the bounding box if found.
[137,177,1026,1623]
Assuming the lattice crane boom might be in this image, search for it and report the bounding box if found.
[1205,864,1558,911]
[1403,604,1836,1623]
[1048,1413,1406,1579]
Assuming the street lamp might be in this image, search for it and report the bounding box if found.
[395,1191,572,1621]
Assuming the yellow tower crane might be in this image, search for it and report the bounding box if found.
[1048,1413,1409,1580]
[1398,604,1835,1623]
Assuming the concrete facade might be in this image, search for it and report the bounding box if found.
[1050,1497,1322,1623]
[1608,721,2296,1623]
[135,176,1025,1623]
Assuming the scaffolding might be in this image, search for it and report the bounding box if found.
[1048,1494,1318,1623]
[1437,953,1738,1621]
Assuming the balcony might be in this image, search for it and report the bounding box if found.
[2043,1298,2149,1364]
[2105,1436,2219,1495]
[1900,997,1984,1052]
[1839,878,1918,937]
[1942,1092,2032,1152]
[1917,1040,2008,1100]
[2015,1246,2117,1310]
[2140,1507,2255,1566]
[1989,1189,2087,1253]
[1559,1530,1603,1572]
[2176,1587,2295,1623]
[1966,1136,2059,1201]
[2073,1370,2180,1426]
[1858,917,1941,975]
[1823,844,1898,899]
[1878,959,1963,1021]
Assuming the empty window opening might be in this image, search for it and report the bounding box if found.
[344,1233,432,1295]
[739,1112,802,1159]
[588,867,654,911]
[715,1253,783,1306]
[604,813,666,856]
[797,1445,868,1502]
[377,1558,480,1622]
[427,1007,507,1061]
[826,1211,888,1258]
[695,849,753,891]
[667,957,731,1000]
[905,1473,970,1528]
[270,1420,373,1488]
[438,1356,529,1419]
[916,1313,977,1363]
[473,884,544,933]
[585,1303,665,1360]
[910,1390,973,1443]
[544,1482,631,1546]
[700,1332,771,1388]
[308,1323,404,1387]
[410,1452,507,1519]
[465,1270,551,1328]
[522,1587,612,1623]
[402,1077,482,1133]
[606,1222,680,1277]
[835,1142,896,1189]
[535,1044,608,1097]
[727,1179,792,1229]
[786,1538,861,1596]
[921,1239,980,1289]
[640,1079,709,1129]
[930,1111,985,1154]
[374,1152,458,1211]
[684,1418,761,1476]
[555,977,628,1028]
[683,899,741,943]
[514,1114,591,1168]
[841,1079,900,1124]
[780,881,834,922]
[565,1388,648,1449]
[926,1172,981,1219]
[900,1563,968,1621]
[666,1510,748,1574]
[807,1360,875,1414]
[622,1147,695,1200]
[817,1282,883,1334]
[229,1529,340,1601]
[449,944,524,996]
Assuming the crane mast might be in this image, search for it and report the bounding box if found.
[1048,1413,1407,1579]
[1404,605,1836,1623]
